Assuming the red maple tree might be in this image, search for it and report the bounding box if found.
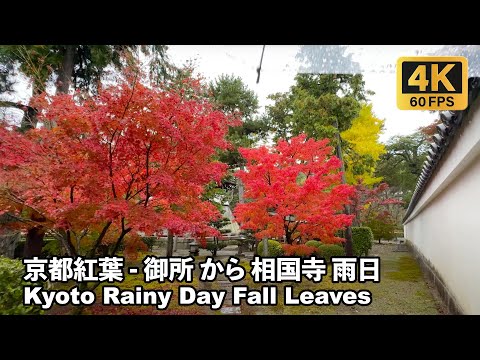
[0,71,237,258]
[233,134,355,244]
[350,181,403,226]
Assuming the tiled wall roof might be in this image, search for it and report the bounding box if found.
[403,77,480,222]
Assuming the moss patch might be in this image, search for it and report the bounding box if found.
[385,256,422,282]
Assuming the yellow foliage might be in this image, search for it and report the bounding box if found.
[341,104,386,186]
[342,104,385,160]
[345,171,383,186]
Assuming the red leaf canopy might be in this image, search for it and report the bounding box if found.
[0,76,236,241]
[234,134,355,244]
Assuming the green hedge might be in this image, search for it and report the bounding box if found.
[305,240,322,249]
[316,244,345,262]
[352,227,374,256]
[0,256,43,315]
[42,239,62,257]
[257,240,284,257]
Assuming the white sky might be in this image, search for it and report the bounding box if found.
[2,45,445,142]
[168,45,443,142]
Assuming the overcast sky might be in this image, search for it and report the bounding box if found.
[2,45,446,142]
[168,45,443,142]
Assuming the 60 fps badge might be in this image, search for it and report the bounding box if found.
[397,56,468,110]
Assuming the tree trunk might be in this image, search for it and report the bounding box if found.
[19,105,39,133]
[237,176,244,204]
[23,226,45,257]
[262,238,268,256]
[111,228,131,256]
[23,212,47,257]
[166,230,174,257]
[56,45,75,94]
[56,229,77,257]
[334,119,353,256]
[344,225,353,257]
[285,232,293,245]
[17,47,76,257]
[18,80,41,132]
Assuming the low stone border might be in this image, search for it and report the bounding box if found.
[406,240,463,315]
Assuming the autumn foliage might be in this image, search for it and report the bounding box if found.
[0,72,236,258]
[350,181,403,226]
[281,244,316,257]
[341,104,385,186]
[234,134,355,244]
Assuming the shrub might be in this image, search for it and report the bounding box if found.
[239,230,257,251]
[257,240,284,257]
[0,256,43,315]
[282,244,316,257]
[206,241,228,256]
[141,236,157,251]
[316,244,345,262]
[234,237,256,251]
[352,227,374,256]
[304,240,322,249]
[42,238,62,257]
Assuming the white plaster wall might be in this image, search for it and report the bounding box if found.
[404,99,480,314]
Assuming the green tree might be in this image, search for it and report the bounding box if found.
[363,211,397,243]
[0,54,14,94]
[263,72,373,257]
[207,74,269,211]
[264,74,385,187]
[264,73,370,142]
[0,45,171,130]
[209,74,267,169]
[209,74,258,120]
[267,45,372,143]
[375,131,429,204]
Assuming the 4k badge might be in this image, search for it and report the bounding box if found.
[397,56,468,110]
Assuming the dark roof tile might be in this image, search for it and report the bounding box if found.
[403,77,480,222]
